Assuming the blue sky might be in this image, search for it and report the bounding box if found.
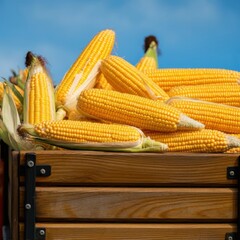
[0,0,239,85]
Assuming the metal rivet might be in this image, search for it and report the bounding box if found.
[27,160,34,168]
[229,170,235,176]
[25,203,31,210]
[39,229,45,236]
[40,168,46,175]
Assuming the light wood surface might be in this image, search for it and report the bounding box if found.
[18,151,238,186]
[19,187,236,221]
[10,151,239,239]
[19,223,236,240]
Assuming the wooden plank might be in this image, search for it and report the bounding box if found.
[19,187,236,221]
[9,151,19,240]
[19,223,236,240]
[19,151,239,186]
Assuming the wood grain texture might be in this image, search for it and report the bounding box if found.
[19,187,236,221]
[9,151,19,240]
[19,151,239,186]
[19,223,236,240]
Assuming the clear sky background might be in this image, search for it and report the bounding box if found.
[0,0,239,85]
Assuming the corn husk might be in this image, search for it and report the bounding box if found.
[0,84,42,150]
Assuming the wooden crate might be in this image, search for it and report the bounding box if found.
[8,150,239,240]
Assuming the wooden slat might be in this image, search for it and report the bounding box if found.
[19,187,236,221]
[19,151,238,186]
[9,151,19,240]
[19,223,236,240]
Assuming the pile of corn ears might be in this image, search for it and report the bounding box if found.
[0,51,163,153]
[0,82,42,150]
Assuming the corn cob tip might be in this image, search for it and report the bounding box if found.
[177,114,205,130]
[25,51,35,67]
[226,135,240,149]
[144,35,159,53]
[25,51,47,68]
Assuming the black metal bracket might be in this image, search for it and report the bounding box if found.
[227,166,239,180]
[225,232,237,240]
[19,164,51,177]
[20,153,51,240]
[226,157,240,240]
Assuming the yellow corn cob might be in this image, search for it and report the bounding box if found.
[145,68,240,92]
[144,129,240,153]
[0,82,22,113]
[94,73,114,90]
[167,97,240,134]
[19,120,168,152]
[77,89,204,132]
[35,121,141,142]
[0,84,43,151]
[168,83,240,107]
[136,56,157,72]
[55,29,115,119]
[23,54,55,124]
[100,55,169,101]
[225,147,240,153]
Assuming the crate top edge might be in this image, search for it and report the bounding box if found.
[11,150,240,158]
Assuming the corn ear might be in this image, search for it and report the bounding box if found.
[100,55,169,101]
[19,121,168,152]
[55,29,115,119]
[166,97,240,134]
[145,68,240,92]
[168,82,240,107]
[77,89,204,132]
[0,81,23,115]
[23,53,56,124]
[136,57,157,72]
[94,73,114,90]
[225,147,240,153]
[145,129,240,153]
[0,84,38,150]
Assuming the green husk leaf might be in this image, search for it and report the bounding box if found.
[56,107,67,120]
[144,41,158,67]
[1,85,37,150]
[2,85,21,136]
[10,69,17,77]
[3,80,23,104]
[1,85,22,150]
[15,77,25,90]
[0,119,12,146]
